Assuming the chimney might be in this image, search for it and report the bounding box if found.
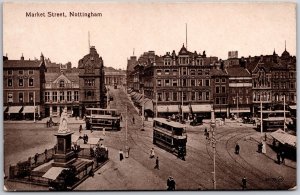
[21,53,24,60]
[40,53,44,61]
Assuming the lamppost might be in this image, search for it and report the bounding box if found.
[208,109,217,190]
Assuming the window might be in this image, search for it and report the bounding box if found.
[29,92,34,103]
[172,69,178,75]
[216,78,220,83]
[222,97,226,104]
[216,97,220,104]
[164,69,170,75]
[198,70,202,75]
[173,92,177,101]
[85,79,95,87]
[191,80,195,86]
[74,91,79,101]
[183,92,187,101]
[158,93,162,101]
[18,93,24,103]
[164,59,171,65]
[53,92,57,102]
[198,79,202,86]
[157,80,162,87]
[19,70,24,75]
[205,79,210,87]
[190,69,195,75]
[183,79,187,87]
[157,70,162,75]
[221,78,226,83]
[221,86,226,93]
[205,92,210,100]
[172,79,178,87]
[165,92,170,101]
[45,92,50,102]
[198,92,202,100]
[8,70,13,75]
[59,80,65,88]
[19,79,24,87]
[291,82,295,89]
[205,70,209,76]
[60,91,64,101]
[191,92,196,100]
[67,91,72,101]
[28,70,34,75]
[29,78,34,87]
[8,79,12,87]
[216,86,220,94]
[183,68,187,75]
[8,92,13,103]
[165,79,170,86]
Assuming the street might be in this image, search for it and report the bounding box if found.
[4,87,296,190]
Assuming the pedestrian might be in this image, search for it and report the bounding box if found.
[119,149,124,161]
[242,177,247,190]
[154,156,159,169]
[235,144,240,154]
[120,115,123,121]
[132,117,135,124]
[46,120,49,128]
[150,148,155,158]
[204,128,208,139]
[103,127,106,136]
[281,151,285,164]
[167,176,172,190]
[277,152,281,164]
[170,177,176,190]
[79,124,82,134]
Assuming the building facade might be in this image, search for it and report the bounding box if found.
[104,68,126,86]
[78,46,106,116]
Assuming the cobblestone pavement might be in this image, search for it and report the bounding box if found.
[4,87,296,191]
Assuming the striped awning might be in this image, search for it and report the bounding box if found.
[144,99,153,111]
[181,105,190,113]
[22,106,37,113]
[191,104,212,113]
[7,106,22,114]
[157,105,179,113]
[270,129,296,148]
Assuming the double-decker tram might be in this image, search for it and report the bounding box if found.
[257,110,290,132]
[85,108,121,130]
[153,118,187,158]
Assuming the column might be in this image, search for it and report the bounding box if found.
[50,105,53,116]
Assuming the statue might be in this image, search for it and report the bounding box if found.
[58,107,70,133]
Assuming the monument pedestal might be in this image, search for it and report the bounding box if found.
[52,132,76,167]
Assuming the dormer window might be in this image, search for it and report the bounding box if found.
[59,80,65,88]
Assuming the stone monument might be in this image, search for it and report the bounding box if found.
[53,107,76,167]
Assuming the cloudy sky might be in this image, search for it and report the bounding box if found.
[3,2,296,70]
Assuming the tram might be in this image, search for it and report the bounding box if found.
[85,108,121,130]
[258,117,285,132]
[153,118,187,157]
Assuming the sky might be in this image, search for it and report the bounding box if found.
[3,2,296,70]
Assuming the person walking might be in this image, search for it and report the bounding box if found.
[132,117,135,124]
[119,149,124,161]
[242,177,247,190]
[79,124,82,134]
[277,152,281,164]
[204,128,208,139]
[281,151,285,164]
[150,148,155,158]
[235,144,240,154]
[167,176,172,190]
[154,156,159,169]
[102,127,106,136]
[170,177,176,190]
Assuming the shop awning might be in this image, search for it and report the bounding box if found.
[191,104,212,113]
[144,99,153,111]
[230,108,251,113]
[270,129,296,148]
[157,105,179,113]
[7,106,22,114]
[289,105,297,110]
[22,106,37,113]
[3,106,7,112]
[42,167,66,180]
[181,105,190,113]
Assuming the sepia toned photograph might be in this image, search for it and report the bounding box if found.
[3,1,296,191]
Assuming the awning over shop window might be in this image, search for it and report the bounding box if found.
[22,106,37,113]
[230,108,251,113]
[144,99,153,111]
[42,167,66,180]
[7,106,22,114]
[3,106,7,112]
[214,108,227,113]
[157,105,179,113]
[289,105,297,110]
[181,105,190,113]
[191,104,212,113]
[270,129,296,148]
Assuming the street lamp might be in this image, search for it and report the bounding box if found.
[208,109,217,190]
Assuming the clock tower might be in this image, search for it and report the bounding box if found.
[78,46,106,117]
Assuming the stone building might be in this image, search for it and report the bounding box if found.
[78,46,106,116]
[104,68,126,86]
